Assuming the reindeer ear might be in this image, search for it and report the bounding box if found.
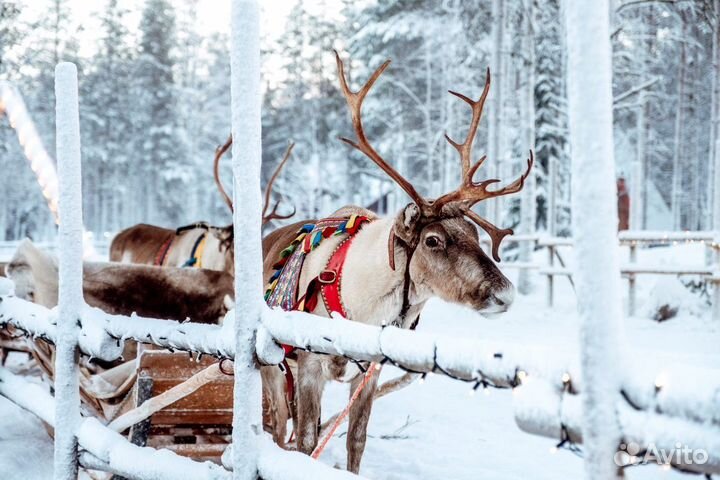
[393,203,422,244]
[212,226,234,248]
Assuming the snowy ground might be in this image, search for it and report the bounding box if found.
[1,242,718,479]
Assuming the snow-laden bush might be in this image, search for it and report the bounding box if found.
[640,276,707,322]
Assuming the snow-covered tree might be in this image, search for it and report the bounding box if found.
[133,0,187,226]
[81,0,135,233]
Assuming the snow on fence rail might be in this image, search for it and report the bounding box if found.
[2,283,720,475]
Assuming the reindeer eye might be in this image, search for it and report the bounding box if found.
[425,235,441,248]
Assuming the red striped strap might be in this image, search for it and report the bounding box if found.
[154,236,174,266]
[318,236,355,318]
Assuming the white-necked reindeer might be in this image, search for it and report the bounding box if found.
[261,51,533,473]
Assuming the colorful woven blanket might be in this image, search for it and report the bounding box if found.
[264,214,371,311]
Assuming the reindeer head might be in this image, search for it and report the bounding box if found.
[335,52,533,314]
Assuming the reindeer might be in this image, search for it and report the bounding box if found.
[260,52,533,473]
[7,239,233,324]
[109,137,295,274]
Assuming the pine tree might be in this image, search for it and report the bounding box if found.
[81,0,135,233]
[0,0,79,240]
[0,1,25,239]
[134,0,187,226]
[534,0,568,235]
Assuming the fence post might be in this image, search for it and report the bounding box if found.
[547,244,554,307]
[565,2,625,479]
[53,62,83,480]
[714,233,720,322]
[628,243,637,316]
[230,1,263,479]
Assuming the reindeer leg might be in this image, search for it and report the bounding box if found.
[260,366,289,448]
[296,352,325,455]
[346,367,379,474]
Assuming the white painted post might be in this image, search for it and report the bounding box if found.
[713,274,720,323]
[547,245,554,307]
[565,2,625,479]
[628,244,637,316]
[54,62,83,480]
[230,1,263,479]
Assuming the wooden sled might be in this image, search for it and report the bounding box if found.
[3,324,418,475]
[0,328,33,365]
[114,346,235,463]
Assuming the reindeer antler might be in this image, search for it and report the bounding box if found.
[214,135,296,225]
[214,135,234,212]
[262,142,296,225]
[433,69,533,260]
[335,52,533,262]
[335,50,429,213]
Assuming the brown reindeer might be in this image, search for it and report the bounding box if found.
[261,52,533,473]
[7,239,233,324]
[109,137,295,274]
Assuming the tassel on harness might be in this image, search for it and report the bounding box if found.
[153,229,208,269]
[182,232,208,268]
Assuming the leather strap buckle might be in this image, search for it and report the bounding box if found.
[318,269,337,284]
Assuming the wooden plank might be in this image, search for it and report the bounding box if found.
[621,266,713,275]
[540,267,714,277]
[137,351,234,427]
[537,236,574,247]
[618,230,716,242]
[496,262,540,270]
[155,443,228,463]
[0,336,31,353]
[149,411,233,427]
[129,376,153,447]
[539,268,572,277]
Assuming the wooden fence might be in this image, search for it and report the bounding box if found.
[0,2,718,480]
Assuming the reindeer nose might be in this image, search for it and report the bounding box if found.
[491,286,515,309]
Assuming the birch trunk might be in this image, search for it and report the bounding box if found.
[518,0,536,294]
[424,37,434,196]
[565,2,625,478]
[548,154,557,236]
[488,0,505,224]
[632,91,647,230]
[712,0,720,231]
[672,23,687,230]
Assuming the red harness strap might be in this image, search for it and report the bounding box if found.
[318,237,354,317]
[154,236,174,266]
[295,235,355,318]
[280,218,368,415]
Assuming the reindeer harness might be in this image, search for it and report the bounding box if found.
[264,214,372,403]
[264,214,371,321]
[153,223,211,268]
